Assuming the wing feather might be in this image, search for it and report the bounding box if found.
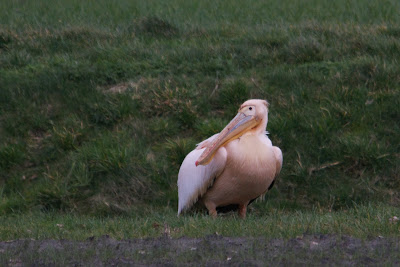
[273,146,283,176]
[177,146,226,215]
[259,134,283,177]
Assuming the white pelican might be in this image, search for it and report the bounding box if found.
[177,99,283,218]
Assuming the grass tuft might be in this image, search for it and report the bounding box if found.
[135,17,179,38]
[164,138,198,167]
[0,31,12,50]
[0,143,25,171]
[281,36,324,64]
[218,79,250,115]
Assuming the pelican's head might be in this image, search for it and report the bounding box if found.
[196,99,269,166]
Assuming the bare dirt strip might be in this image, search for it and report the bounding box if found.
[1,234,399,266]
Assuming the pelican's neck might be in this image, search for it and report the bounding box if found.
[246,117,268,136]
[256,118,268,134]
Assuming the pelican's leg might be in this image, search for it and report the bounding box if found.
[238,201,250,219]
[204,201,217,218]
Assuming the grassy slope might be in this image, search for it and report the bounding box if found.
[0,0,400,237]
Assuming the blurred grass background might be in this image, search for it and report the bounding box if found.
[0,0,399,217]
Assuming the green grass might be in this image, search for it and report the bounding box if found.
[0,0,400,238]
[1,203,399,240]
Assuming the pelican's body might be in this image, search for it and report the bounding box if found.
[178,99,282,218]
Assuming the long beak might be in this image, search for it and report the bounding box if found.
[195,112,258,166]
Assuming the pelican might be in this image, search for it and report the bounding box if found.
[177,99,283,218]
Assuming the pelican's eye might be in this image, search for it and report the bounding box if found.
[249,107,252,111]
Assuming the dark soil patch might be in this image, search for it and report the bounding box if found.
[1,234,399,266]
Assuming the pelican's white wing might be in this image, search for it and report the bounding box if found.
[273,146,283,176]
[177,145,227,215]
[260,134,282,176]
